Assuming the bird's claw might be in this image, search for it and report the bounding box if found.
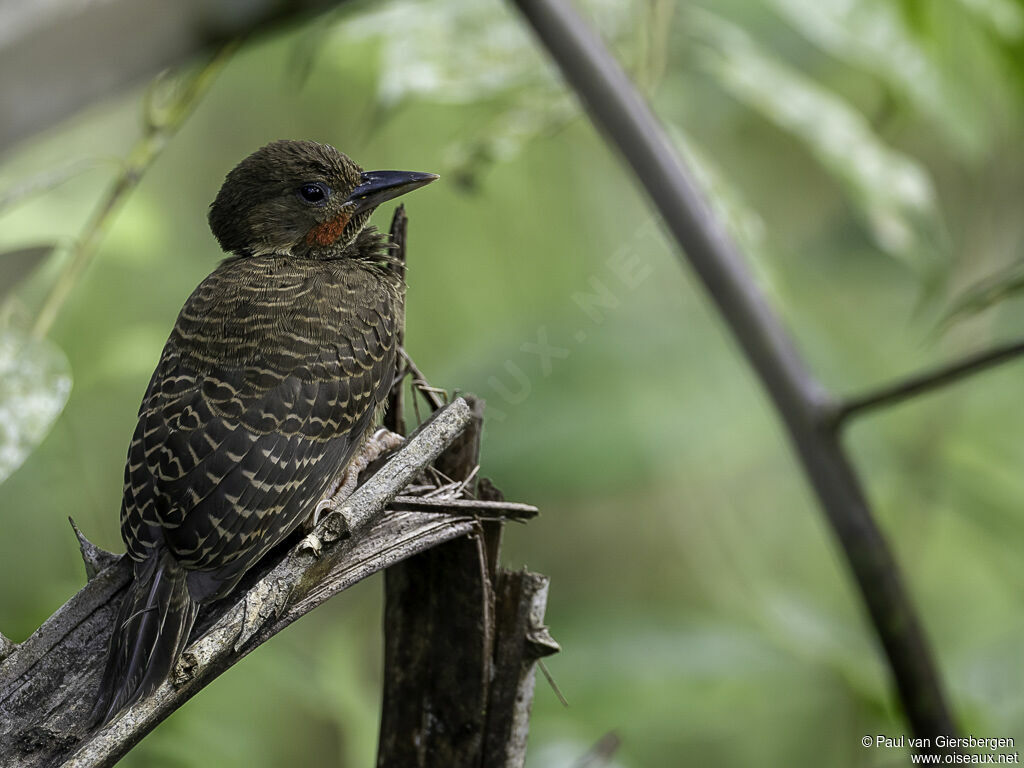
[367,427,405,455]
[309,428,405,530]
[311,496,337,529]
[298,532,323,558]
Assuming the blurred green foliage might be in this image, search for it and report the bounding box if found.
[3,0,1024,765]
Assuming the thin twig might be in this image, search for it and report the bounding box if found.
[422,481,462,499]
[428,465,459,488]
[401,347,447,411]
[538,659,568,707]
[509,0,958,747]
[455,463,480,497]
[833,339,1024,427]
[411,377,423,426]
[402,484,437,494]
[30,45,234,340]
[388,496,539,520]
[0,157,116,214]
[416,383,449,397]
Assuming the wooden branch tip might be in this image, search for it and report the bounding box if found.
[400,347,447,412]
[69,517,119,581]
[0,633,15,664]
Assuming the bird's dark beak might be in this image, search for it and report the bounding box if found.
[347,170,439,213]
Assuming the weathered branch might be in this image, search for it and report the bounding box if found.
[0,398,482,767]
[401,348,448,412]
[481,570,559,767]
[832,338,1024,427]
[509,0,958,747]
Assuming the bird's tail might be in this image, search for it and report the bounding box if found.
[92,551,198,727]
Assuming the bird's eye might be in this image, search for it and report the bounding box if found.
[298,182,329,205]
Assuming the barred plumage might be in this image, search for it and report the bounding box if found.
[93,140,436,725]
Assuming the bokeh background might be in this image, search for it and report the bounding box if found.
[3,0,1024,765]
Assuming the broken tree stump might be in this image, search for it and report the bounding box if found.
[377,396,558,768]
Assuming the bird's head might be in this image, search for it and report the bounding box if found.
[208,140,437,257]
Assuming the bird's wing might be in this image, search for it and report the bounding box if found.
[120,258,399,595]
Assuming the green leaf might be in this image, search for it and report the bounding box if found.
[0,244,56,301]
[764,0,993,158]
[951,0,1024,41]
[337,0,633,105]
[0,329,72,485]
[332,0,640,186]
[338,0,560,107]
[692,11,944,273]
[941,259,1024,327]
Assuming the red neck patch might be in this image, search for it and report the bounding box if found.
[305,209,352,247]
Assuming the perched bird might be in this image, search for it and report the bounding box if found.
[92,140,437,725]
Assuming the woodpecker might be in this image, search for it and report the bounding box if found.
[93,140,437,725]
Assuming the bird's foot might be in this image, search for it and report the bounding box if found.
[298,532,323,558]
[308,428,406,532]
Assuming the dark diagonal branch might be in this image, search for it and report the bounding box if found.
[834,338,1024,427]
[509,0,958,747]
